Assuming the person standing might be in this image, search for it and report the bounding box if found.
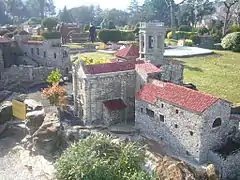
[89,24,96,43]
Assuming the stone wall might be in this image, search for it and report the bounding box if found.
[199,100,232,163]
[79,70,136,125]
[208,150,240,179]
[135,99,203,163]
[0,65,54,91]
[0,49,4,72]
[161,62,184,85]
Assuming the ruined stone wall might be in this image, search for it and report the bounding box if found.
[135,99,203,163]
[199,100,232,163]
[208,150,240,179]
[0,49,4,72]
[81,70,136,125]
[0,65,54,91]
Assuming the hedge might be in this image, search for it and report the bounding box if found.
[31,35,44,41]
[178,25,192,32]
[167,31,197,40]
[41,31,61,39]
[120,31,135,41]
[221,32,240,52]
[98,29,122,43]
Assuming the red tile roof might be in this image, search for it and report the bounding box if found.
[103,99,127,110]
[136,63,161,75]
[136,80,219,113]
[115,44,139,59]
[85,60,144,74]
[0,37,14,44]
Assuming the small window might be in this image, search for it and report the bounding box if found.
[31,48,34,54]
[190,131,193,136]
[176,109,179,114]
[160,137,163,140]
[148,36,153,49]
[161,104,164,108]
[141,54,145,58]
[160,115,164,122]
[146,108,154,118]
[36,48,39,55]
[44,51,46,57]
[140,108,143,113]
[186,151,190,156]
[174,124,178,128]
[212,118,222,128]
[54,53,57,59]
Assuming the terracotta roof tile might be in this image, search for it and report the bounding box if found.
[115,44,139,59]
[136,80,219,113]
[84,60,144,74]
[136,63,161,75]
[103,99,127,110]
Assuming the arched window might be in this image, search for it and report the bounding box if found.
[212,118,222,128]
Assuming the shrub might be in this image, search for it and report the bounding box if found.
[231,25,240,32]
[185,39,193,46]
[41,31,61,39]
[190,35,201,45]
[84,24,90,31]
[26,17,41,25]
[175,31,197,40]
[55,133,156,180]
[198,27,209,35]
[167,31,173,39]
[120,31,135,41]
[42,17,58,32]
[221,32,240,52]
[98,29,122,43]
[31,35,44,41]
[178,25,192,32]
[212,33,222,43]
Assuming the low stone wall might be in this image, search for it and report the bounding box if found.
[208,150,240,179]
[0,65,54,91]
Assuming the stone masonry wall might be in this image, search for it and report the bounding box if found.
[0,49,4,72]
[135,99,203,163]
[208,150,240,179]
[161,62,184,85]
[81,70,136,125]
[199,100,232,163]
[0,65,54,91]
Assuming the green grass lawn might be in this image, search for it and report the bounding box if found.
[175,50,240,103]
[72,50,240,103]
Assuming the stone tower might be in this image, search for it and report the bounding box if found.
[139,21,166,65]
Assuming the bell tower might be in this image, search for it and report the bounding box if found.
[139,21,166,65]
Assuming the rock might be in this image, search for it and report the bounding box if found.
[0,101,12,124]
[65,126,91,142]
[24,99,43,112]
[31,112,63,155]
[155,156,197,180]
[25,109,45,135]
[206,164,219,180]
[0,122,7,135]
[0,90,12,102]
[15,94,28,102]
[183,83,198,91]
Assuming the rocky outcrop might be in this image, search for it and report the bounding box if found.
[64,125,91,142]
[0,101,12,124]
[30,112,64,155]
[0,90,12,102]
[206,164,219,180]
[25,109,45,135]
[155,156,208,180]
[24,99,43,112]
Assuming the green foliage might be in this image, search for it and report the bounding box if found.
[212,33,222,43]
[168,31,197,40]
[98,29,122,43]
[167,31,173,39]
[221,32,240,52]
[231,25,240,33]
[42,17,58,32]
[108,21,116,29]
[41,31,61,39]
[190,35,201,45]
[55,133,155,180]
[165,39,178,46]
[31,35,44,41]
[185,39,193,46]
[26,17,41,25]
[84,25,90,31]
[198,27,210,35]
[46,68,62,85]
[77,56,110,65]
[120,31,135,41]
[178,25,192,32]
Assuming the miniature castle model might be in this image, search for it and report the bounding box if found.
[72,21,240,179]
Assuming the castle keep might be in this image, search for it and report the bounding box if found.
[73,21,240,179]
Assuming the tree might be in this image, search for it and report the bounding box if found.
[128,0,142,24]
[55,133,156,180]
[69,5,95,24]
[59,6,73,23]
[222,0,240,35]
[46,68,62,85]
[42,17,58,32]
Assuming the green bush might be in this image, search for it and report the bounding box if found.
[41,31,61,39]
[185,39,193,46]
[55,133,155,180]
[25,17,41,25]
[198,27,209,35]
[231,25,240,32]
[31,35,44,41]
[167,31,173,39]
[221,32,240,52]
[42,17,58,32]
[175,31,197,40]
[178,25,192,32]
[84,25,90,31]
[98,29,122,43]
[190,35,201,45]
[120,31,135,41]
[212,33,222,43]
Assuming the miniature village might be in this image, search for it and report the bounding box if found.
[0,20,240,180]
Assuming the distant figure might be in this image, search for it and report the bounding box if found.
[89,25,96,43]
[59,23,68,44]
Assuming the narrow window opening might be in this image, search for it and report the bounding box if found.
[161,104,164,108]
[140,108,143,113]
[31,48,34,54]
[212,118,222,128]
[174,124,178,128]
[36,48,39,55]
[141,54,145,58]
[148,36,153,49]
[160,115,164,122]
[176,109,179,114]
[54,53,57,59]
[190,131,193,136]
[186,151,190,156]
[44,51,46,58]
[146,108,154,118]
[160,137,163,140]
